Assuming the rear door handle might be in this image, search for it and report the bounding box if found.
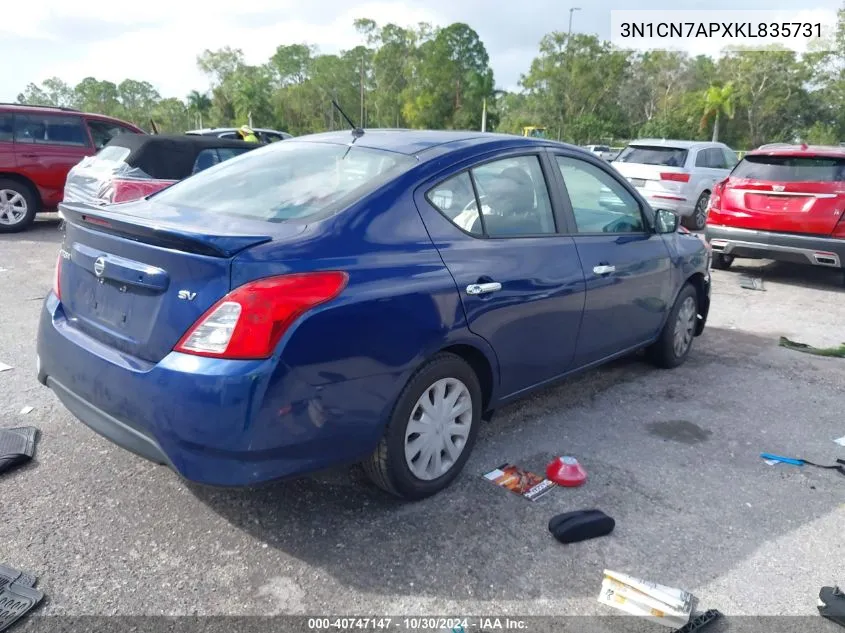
[593,265,616,275]
[466,282,502,295]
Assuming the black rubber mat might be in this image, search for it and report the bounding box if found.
[0,427,39,475]
[0,565,43,632]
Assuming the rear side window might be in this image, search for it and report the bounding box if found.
[14,114,89,146]
[732,155,845,182]
[88,119,136,150]
[152,141,416,223]
[427,155,556,237]
[0,114,12,142]
[616,145,688,167]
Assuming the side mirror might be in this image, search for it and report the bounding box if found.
[654,208,679,234]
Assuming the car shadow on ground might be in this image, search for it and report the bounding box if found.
[725,259,844,292]
[0,214,64,245]
[188,327,843,603]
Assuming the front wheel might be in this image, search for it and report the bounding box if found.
[0,179,38,233]
[647,284,699,369]
[363,353,482,500]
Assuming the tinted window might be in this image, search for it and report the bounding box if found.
[469,156,555,237]
[88,119,135,150]
[556,156,645,233]
[427,172,482,236]
[14,114,89,146]
[695,149,710,168]
[152,141,416,223]
[216,147,251,161]
[191,148,221,174]
[616,145,688,167]
[722,149,738,168]
[0,114,12,142]
[731,155,845,182]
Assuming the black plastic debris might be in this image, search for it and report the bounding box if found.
[0,427,39,476]
[672,609,722,633]
[819,586,845,628]
[0,565,44,632]
[548,509,615,544]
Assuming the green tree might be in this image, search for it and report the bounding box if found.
[700,82,735,142]
[73,77,121,116]
[186,90,212,128]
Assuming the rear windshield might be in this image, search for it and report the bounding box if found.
[615,145,688,167]
[732,155,845,182]
[151,141,417,222]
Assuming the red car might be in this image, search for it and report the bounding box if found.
[0,103,144,233]
[705,144,845,283]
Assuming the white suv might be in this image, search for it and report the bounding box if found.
[611,139,738,229]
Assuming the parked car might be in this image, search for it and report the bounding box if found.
[186,127,292,143]
[0,103,144,232]
[611,139,738,230]
[63,134,257,206]
[38,130,711,500]
[705,144,845,281]
[583,144,615,161]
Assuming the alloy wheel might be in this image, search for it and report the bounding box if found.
[673,296,697,358]
[0,189,28,226]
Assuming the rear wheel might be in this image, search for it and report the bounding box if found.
[684,191,710,231]
[363,353,482,500]
[711,253,734,270]
[647,283,699,369]
[0,179,38,233]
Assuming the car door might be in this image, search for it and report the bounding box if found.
[0,112,14,173]
[14,113,93,208]
[550,151,675,367]
[415,152,586,399]
[695,148,727,194]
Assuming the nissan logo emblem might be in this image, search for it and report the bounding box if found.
[94,257,106,277]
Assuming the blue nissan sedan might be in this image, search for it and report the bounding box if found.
[37,129,711,499]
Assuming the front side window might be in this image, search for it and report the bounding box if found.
[556,155,645,233]
[151,141,416,223]
[14,114,89,147]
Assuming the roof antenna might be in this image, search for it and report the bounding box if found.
[332,100,364,141]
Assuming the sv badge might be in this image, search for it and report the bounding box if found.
[178,290,197,301]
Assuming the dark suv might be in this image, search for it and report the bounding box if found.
[0,103,144,232]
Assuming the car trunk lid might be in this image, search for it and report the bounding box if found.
[57,200,300,363]
[713,155,845,234]
[612,145,691,199]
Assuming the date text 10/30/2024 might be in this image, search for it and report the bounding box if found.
[307,617,528,630]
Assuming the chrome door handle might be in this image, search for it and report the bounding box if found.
[593,265,616,275]
[466,282,502,295]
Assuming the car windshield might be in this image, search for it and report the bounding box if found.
[151,141,417,223]
[616,145,688,167]
[732,155,845,182]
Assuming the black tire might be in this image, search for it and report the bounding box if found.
[711,253,734,270]
[0,178,38,233]
[684,191,710,231]
[363,353,482,500]
[647,283,699,369]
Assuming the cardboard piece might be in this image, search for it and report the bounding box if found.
[597,569,695,628]
[483,463,556,500]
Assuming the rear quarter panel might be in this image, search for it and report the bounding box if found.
[231,170,500,449]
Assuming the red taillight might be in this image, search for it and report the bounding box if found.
[110,178,176,204]
[174,272,349,360]
[834,212,845,238]
[709,180,726,211]
[53,252,62,300]
[660,172,690,183]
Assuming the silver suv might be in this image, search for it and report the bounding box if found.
[611,139,738,229]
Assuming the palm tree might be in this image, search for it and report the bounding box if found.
[700,83,735,142]
[186,90,212,129]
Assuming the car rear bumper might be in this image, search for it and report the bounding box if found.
[37,294,394,487]
[705,225,845,268]
[638,193,693,217]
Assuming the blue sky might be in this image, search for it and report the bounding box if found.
[2,0,839,103]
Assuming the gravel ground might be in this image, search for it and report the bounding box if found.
[1,215,843,621]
